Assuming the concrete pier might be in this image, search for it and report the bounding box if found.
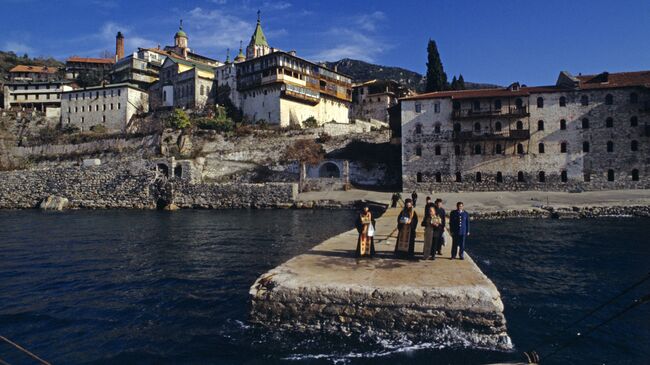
[249,207,512,350]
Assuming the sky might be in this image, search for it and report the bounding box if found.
[2,0,649,86]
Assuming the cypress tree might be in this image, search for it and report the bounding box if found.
[425,39,448,92]
[450,75,458,90]
[458,74,466,90]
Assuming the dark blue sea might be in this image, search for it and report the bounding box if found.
[0,210,648,364]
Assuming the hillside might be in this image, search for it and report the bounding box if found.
[0,51,64,82]
[324,58,499,92]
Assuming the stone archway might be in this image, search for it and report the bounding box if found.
[157,163,169,177]
[318,162,341,178]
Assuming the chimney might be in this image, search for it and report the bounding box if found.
[116,31,125,61]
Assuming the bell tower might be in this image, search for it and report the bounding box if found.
[174,19,189,50]
[246,10,270,59]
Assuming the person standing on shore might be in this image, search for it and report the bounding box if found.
[450,202,470,260]
[355,205,376,258]
[421,205,441,260]
[433,198,446,256]
[395,198,418,259]
[424,196,433,214]
[391,192,400,208]
[411,191,418,207]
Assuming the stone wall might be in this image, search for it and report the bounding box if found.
[172,182,298,208]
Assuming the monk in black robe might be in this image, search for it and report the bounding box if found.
[355,206,376,257]
[394,198,418,259]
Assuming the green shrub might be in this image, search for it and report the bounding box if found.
[196,116,234,132]
[166,108,191,129]
[302,116,318,128]
[90,124,107,133]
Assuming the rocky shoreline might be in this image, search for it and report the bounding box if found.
[471,205,650,220]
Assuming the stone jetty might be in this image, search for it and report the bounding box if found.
[249,206,512,350]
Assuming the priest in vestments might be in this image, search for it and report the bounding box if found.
[355,206,376,258]
[394,198,418,259]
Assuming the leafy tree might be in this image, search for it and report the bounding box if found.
[76,71,103,87]
[302,116,318,128]
[425,39,448,92]
[166,108,191,129]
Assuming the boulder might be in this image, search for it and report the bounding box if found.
[39,196,69,211]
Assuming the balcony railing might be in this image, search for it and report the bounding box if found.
[452,106,529,120]
[452,129,530,141]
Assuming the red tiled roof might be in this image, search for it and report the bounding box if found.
[66,56,115,64]
[9,65,59,74]
[402,70,650,101]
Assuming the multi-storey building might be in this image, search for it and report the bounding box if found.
[350,79,410,123]
[60,83,148,132]
[401,70,650,191]
[65,56,114,80]
[8,65,60,82]
[3,80,73,115]
[227,13,352,126]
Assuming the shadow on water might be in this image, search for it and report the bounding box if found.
[0,211,648,364]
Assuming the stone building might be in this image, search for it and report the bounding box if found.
[226,13,352,126]
[401,70,650,192]
[3,80,72,116]
[350,79,409,123]
[65,56,114,80]
[110,48,166,89]
[148,22,220,110]
[8,65,60,82]
[60,83,148,132]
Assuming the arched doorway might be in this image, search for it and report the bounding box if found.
[157,163,169,177]
[318,162,340,178]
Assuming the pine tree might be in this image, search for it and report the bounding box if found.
[425,39,448,92]
[450,75,458,90]
[458,74,466,90]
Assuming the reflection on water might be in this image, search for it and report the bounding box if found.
[0,211,649,364]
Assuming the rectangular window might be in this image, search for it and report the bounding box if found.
[434,102,440,113]
[117,103,121,109]
[103,104,106,111]
[118,89,121,97]
[35,94,39,100]
[415,103,422,113]
[110,103,113,110]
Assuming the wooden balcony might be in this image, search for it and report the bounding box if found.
[452,106,529,120]
[452,129,530,141]
[281,89,320,105]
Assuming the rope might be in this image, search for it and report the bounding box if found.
[542,293,650,361]
[0,336,51,365]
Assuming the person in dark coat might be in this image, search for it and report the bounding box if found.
[449,201,470,260]
[390,193,400,208]
[424,196,434,215]
[433,198,446,256]
[411,191,418,207]
[395,198,418,259]
[355,206,376,258]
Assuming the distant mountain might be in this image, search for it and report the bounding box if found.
[323,58,499,92]
[0,50,64,82]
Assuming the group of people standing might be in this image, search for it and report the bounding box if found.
[356,194,471,261]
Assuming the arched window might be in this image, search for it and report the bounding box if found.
[607,141,614,152]
[630,93,639,104]
[415,123,422,134]
[559,96,567,107]
[474,122,481,132]
[495,121,502,132]
[581,95,589,106]
[582,118,589,129]
[538,171,546,183]
[515,98,523,108]
[607,169,615,181]
[435,172,442,182]
[453,123,461,132]
[538,120,544,131]
[560,119,567,130]
[435,145,441,155]
[455,145,461,155]
[495,144,503,154]
[434,124,441,133]
[538,143,545,153]
[455,172,462,182]
[473,100,481,110]
[630,116,638,127]
[416,172,423,182]
[516,120,524,130]
[606,117,613,128]
[561,170,568,182]
[494,99,502,109]
[415,145,422,156]
[605,94,613,105]
[537,97,544,108]
[517,143,524,154]
[583,141,590,152]
[517,171,525,182]
[476,172,482,182]
[560,142,568,153]
[632,169,639,181]
[496,171,503,183]
[631,140,639,151]
[474,144,482,155]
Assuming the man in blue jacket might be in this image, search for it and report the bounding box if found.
[449,201,470,260]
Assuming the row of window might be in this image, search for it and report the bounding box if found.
[12,93,59,101]
[415,169,642,183]
[414,139,641,156]
[67,103,120,113]
[65,115,109,124]
[11,84,60,91]
[68,89,121,101]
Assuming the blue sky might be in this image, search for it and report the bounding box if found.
[2,0,649,86]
